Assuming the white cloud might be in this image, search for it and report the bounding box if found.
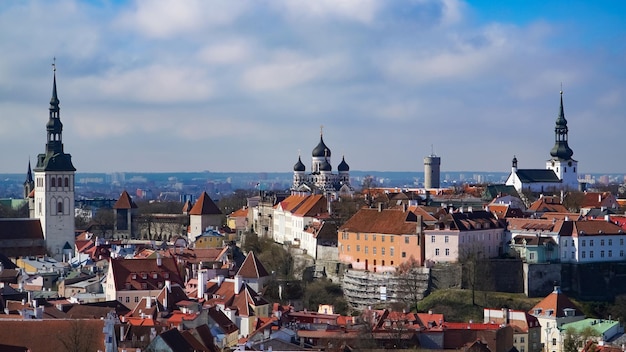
[274,0,381,24]
[241,52,344,91]
[198,40,253,65]
[73,65,214,103]
[116,0,249,38]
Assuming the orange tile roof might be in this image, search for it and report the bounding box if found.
[189,192,222,215]
[339,208,421,235]
[114,190,138,209]
[0,319,106,352]
[573,220,625,236]
[275,194,309,212]
[236,251,269,278]
[109,257,184,291]
[228,207,248,218]
[530,287,583,318]
[292,195,328,217]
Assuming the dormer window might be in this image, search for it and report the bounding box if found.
[534,309,542,315]
[547,309,554,316]
[131,273,137,280]
[153,273,158,279]
[142,273,148,279]
[164,272,170,279]
[564,308,575,317]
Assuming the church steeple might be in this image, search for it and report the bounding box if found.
[35,60,76,172]
[23,160,34,199]
[549,91,574,160]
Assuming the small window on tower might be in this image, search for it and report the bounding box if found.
[51,178,56,187]
[57,201,63,214]
[65,177,69,187]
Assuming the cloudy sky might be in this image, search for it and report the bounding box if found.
[1,0,625,174]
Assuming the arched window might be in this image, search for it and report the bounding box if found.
[57,177,62,187]
[57,201,63,214]
[64,177,69,187]
[51,177,56,187]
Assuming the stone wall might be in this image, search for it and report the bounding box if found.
[523,262,561,297]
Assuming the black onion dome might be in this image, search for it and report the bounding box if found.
[320,158,332,172]
[293,156,305,172]
[312,135,331,157]
[338,156,349,172]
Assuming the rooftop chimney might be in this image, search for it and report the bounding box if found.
[156,253,162,267]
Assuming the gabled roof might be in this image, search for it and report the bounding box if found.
[530,286,583,318]
[236,252,269,279]
[0,219,47,257]
[113,190,138,209]
[228,207,248,218]
[109,257,184,291]
[189,192,222,216]
[275,194,309,212]
[514,169,561,183]
[339,208,422,235]
[292,194,328,217]
[529,196,569,213]
[573,220,625,237]
[581,192,618,208]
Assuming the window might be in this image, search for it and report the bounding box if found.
[381,247,385,256]
[435,248,440,255]
[529,253,535,260]
[564,241,567,247]
[571,239,574,246]
[131,274,137,279]
[601,240,605,246]
[372,234,376,241]
[390,248,394,256]
[347,245,350,252]
[365,246,368,254]
[356,245,360,252]
[609,239,613,246]
[141,283,147,289]
[445,235,449,243]
[552,338,557,346]
[51,177,56,187]
[402,252,406,258]
[445,248,450,256]
[373,247,376,255]
[609,250,612,257]
[621,250,624,257]
[601,250,605,258]
[164,273,169,279]
[590,240,594,246]
[64,177,69,187]
[521,337,525,343]
[582,251,586,258]
[135,297,139,303]
[390,236,394,243]
[382,235,385,242]
[405,237,410,244]
[621,239,624,246]
[582,240,586,247]
[153,273,158,279]
[590,251,594,258]
[57,201,63,214]
[365,234,368,240]
[431,236,436,243]
[356,233,360,240]
[142,273,148,279]
[125,297,130,303]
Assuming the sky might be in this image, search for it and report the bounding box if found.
[1,0,625,174]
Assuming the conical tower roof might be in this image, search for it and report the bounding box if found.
[189,192,222,215]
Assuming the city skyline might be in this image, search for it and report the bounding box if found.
[1,1,626,174]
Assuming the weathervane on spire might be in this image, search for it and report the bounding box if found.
[52,57,56,72]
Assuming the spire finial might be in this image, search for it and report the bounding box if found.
[560,82,563,95]
[52,57,56,72]
[320,125,324,136]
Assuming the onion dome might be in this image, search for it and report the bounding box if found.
[320,158,332,172]
[549,91,574,160]
[312,135,331,158]
[293,156,305,172]
[338,156,350,172]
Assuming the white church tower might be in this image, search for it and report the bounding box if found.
[545,91,579,190]
[33,62,76,261]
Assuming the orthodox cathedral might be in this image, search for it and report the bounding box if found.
[292,130,353,197]
[506,91,580,194]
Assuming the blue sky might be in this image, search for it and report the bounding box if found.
[1,0,625,174]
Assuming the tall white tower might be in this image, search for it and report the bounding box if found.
[424,150,441,189]
[545,91,578,190]
[33,63,76,261]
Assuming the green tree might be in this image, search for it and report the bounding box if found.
[304,279,349,315]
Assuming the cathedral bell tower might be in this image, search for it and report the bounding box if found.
[546,91,578,190]
[33,61,76,261]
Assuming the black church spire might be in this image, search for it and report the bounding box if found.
[549,91,574,160]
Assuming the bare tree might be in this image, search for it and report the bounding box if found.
[57,320,98,352]
[396,256,427,312]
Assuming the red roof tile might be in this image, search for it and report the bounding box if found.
[189,192,222,215]
[236,251,269,278]
[114,190,138,209]
[339,208,421,235]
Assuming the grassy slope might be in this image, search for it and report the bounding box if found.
[416,289,543,323]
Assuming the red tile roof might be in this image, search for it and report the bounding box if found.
[530,287,583,318]
[292,195,328,217]
[114,190,138,209]
[109,257,184,291]
[236,251,269,278]
[0,319,106,352]
[189,192,222,215]
[340,207,422,235]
